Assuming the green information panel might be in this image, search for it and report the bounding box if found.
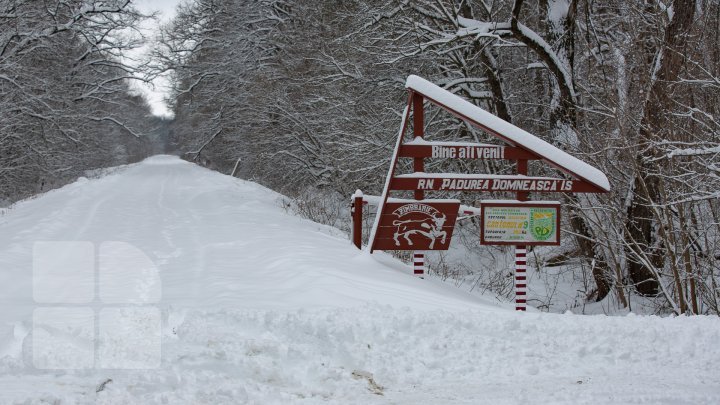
[481,203,560,245]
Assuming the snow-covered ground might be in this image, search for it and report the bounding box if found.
[0,155,718,404]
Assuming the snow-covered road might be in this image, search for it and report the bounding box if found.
[1,156,719,404]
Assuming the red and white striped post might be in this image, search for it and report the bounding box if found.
[412,92,425,278]
[413,252,425,276]
[515,246,527,311]
[515,158,528,311]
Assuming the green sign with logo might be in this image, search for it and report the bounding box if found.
[481,203,560,245]
[529,207,556,241]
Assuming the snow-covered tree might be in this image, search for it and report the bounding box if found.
[161,0,719,314]
[0,0,155,202]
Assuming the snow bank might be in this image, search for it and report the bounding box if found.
[0,156,717,404]
[2,307,719,404]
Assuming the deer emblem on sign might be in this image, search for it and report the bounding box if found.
[392,203,448,249]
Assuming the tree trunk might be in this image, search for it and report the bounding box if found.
[625,0,696,296]
[510,0,614,301]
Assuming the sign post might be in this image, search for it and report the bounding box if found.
[351,190,364,249]
[515,153,529,311]
[413,93,426,276]
[413,253,425,276]
[355,75,610,311]
[515,247,528,311]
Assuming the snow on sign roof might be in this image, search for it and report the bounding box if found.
[405,75,610,192]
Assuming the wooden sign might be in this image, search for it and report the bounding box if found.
[390,175,601,192]
[373,200,460,251]
[398,142,537,160]
[480,202,561,245]
[366,75,610,256]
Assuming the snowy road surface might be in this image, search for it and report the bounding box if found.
[0,155,719,404]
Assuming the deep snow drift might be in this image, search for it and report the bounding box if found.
[0,155,718,404]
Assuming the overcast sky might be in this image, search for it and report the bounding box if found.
[134,0,182,22]
[130,0,185,118]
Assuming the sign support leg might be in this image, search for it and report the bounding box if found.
[412,93,426,278]
[351,191,363,249]
[413,252,425,276]
[515,246,527,311]
[515,159,528,311]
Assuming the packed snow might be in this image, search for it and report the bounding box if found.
[0,155,718,404]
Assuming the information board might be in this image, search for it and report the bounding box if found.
[480,202,561,245]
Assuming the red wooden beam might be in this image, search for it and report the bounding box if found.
[351,193,363,249]
[412,93,425,201]
[398,144,538,160]
[389,175,606,193]
[517,159,528,201]
[369,91,415,253]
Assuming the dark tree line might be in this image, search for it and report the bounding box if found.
[0,0,162,204]
[160,0,719,314]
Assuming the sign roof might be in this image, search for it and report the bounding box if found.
[405,75,610,192]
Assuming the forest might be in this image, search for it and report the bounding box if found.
[0,0,169,204]
[2,0,719,315]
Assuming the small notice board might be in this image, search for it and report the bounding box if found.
[480,201,561,245]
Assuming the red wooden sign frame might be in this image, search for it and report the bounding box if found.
[390,175,600,193]
[354,75,610,309]
[363,75,609,254]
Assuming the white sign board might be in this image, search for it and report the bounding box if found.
[481,202,560,245]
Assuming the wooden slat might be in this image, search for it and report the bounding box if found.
[398,144,537,160]
[390,175,606,193]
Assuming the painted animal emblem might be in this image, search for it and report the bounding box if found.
[391,204,448,249]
